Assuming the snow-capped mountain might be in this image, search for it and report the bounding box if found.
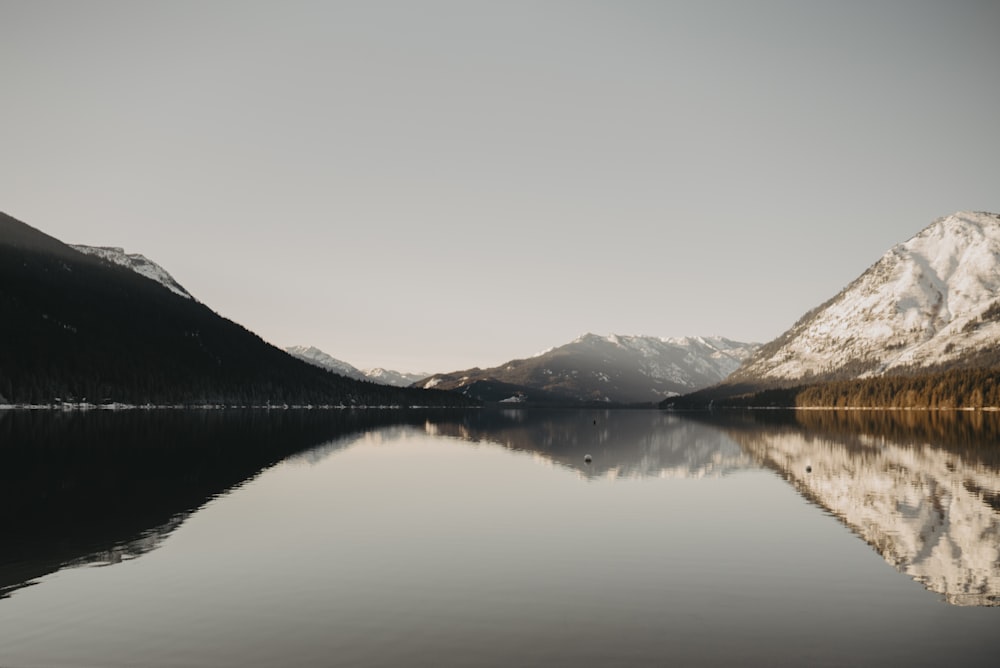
[728,211,1000,386]
[70,245,193,300]
[363,367,429,387]
[285,345,368,381]
[285,345,429,387]
[414,333,759,404]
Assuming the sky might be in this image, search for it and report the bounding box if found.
[2,1,999,373]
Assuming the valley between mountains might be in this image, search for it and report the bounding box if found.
[3,210,1000,408]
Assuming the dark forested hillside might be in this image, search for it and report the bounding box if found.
[0,212,471,407]
[663,367,1000,410]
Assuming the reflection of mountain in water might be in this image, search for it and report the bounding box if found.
[720,411,1000,606]
[425,409,755,479]
[0,409,466,598]
[10,406,998,609]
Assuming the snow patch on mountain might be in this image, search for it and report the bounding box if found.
[730,211,1000,383]
[71,245,193,299]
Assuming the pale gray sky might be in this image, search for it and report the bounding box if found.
[2,1,998,372]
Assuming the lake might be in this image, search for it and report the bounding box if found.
[1,408,998,667]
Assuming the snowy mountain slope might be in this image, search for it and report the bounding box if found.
[414,333,759,403]
[728,211,1000,385]
[285,346,368,381]
[285,346,429,387]
[70,245,193,300]
[363,367,429,387]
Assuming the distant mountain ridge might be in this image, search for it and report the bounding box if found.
[285,345,429,387]
[414,333,758,404]
[727,211,1000,387]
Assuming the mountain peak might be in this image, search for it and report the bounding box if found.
[728,210,1000,385]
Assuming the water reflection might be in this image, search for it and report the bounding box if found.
[0,408,465,597]
[714,410,1000,606]
[423,409,754,479]
[4,407,1000,611]
[427,409,1000,606]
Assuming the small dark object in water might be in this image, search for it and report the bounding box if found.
[584,454,592,463]
[806,465,812,473]
[593,419,597,425]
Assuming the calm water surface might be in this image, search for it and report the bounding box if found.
[1,408,998,667]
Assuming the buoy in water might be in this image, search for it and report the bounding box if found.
[584,454,592,463]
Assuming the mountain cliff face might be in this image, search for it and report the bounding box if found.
[285,345,429,387]
[728,211,1000,387]
[414,333,758,404]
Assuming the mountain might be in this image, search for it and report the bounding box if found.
[285,345,368,381]
[667,211,1000,409]
[285,345,429,387]
[0,211,471,407]
[725,211,1000,388]
[363,367,429,387]
[413,333,758,404]
[70,245,194,300]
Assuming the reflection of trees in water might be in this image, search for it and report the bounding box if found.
[0,408,466,598]
[718,410,1000,606]
[424,409,754,479]
[793,409,1000,469]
